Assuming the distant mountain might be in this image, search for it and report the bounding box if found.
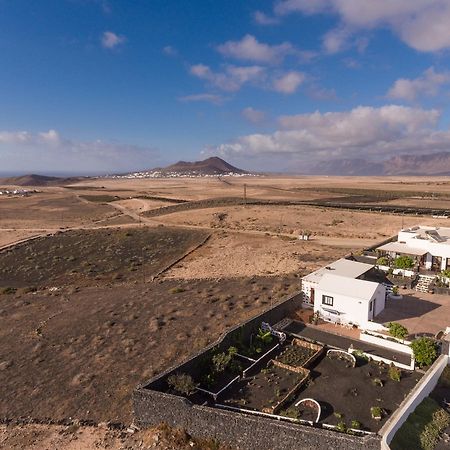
[117,157,251,178]
[307,152,450,176]
[0,174,83,186]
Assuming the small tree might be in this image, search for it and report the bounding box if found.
[411,337,438,368]
[388,322,409,340]
[394,255,415,270]
[167,373,198,396]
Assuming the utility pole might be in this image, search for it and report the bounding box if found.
[243,183,247,206]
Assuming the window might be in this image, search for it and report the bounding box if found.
[322,295,333,306]
[369,300,373,311]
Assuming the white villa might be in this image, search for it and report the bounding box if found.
[377,226,450,273]
[302,258,386,329]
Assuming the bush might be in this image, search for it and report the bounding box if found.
[411,337,438,368]
[336,421,346,432]
[371,406,383,419]
[394,256,414,269]
[167,373,198,396]
[377,256,389,266]
[388,365,402,382]
[350,420,361,429]
[388,322,409,340]
[2,287,17,295]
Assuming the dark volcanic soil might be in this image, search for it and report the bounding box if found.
[0,226,208,288]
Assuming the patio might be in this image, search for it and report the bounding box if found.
[374,289,450,337]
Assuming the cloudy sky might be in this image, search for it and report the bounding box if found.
[2,0,450,174]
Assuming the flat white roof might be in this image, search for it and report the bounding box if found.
[377,242,427,256]
[318,273,380,301]
[303,258,373,285]
[401,226,450,245]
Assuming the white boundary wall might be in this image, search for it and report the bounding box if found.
[348,347,414,371]
[360,333,413,356]
[380,354,449,450]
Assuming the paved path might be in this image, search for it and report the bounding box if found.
[284,321,412,366]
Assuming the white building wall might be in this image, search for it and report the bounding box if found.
[314,285,385,328]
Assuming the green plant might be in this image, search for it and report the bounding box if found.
[350,420,361,430]
[280,406,301,420]
[440,269,450,279]
[388,322,409,340]
[371,406,383,419]
[411,337,438,367]
[256,328,273,345]
[334,411,344,419]
[392,285,399,295]
[167,373,198,396]
[394,255,414,269]
[377,256,389,266]
[372,377,383,387]
[388,365,402,382]
[336,421,347,432]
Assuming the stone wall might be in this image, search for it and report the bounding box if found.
[133,388,381,450]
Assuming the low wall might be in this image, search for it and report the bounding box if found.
[348,347,414,371]
[363,321,388,333]
[380,354,449,450]
[360,333,413,356]
[133,388,382,450]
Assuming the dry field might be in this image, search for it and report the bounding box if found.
[1,175,450,449]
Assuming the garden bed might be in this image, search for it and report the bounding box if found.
[275,338,323,369]
[222,364,309,414]
[283,355,422,432]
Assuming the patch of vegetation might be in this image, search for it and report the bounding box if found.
[394,255,414,270]
[388,322,409,340]
[350,420,361,430]
[2,287,17,295]
[167,373,198,396]
[169,287,186,294]
[391,397,450,450]
[336,421,347,432]
[376,256,389,266]
[370,406,383,419]
[388,365,402,382]
[279,406,301,420]
[411,337,438,368]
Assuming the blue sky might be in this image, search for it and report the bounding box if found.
[1,0,450,174]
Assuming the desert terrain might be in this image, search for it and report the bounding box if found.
[1,175,450,449]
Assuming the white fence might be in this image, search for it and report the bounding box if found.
[360,333,413,356]
[380,355,449,450]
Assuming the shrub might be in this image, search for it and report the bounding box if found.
[167,373,197,396]
[350,420,361,430]
[377,256,389,266]
[388,322,409,340]
[388,365,402,382]
[371,406,383,419]
[336,421,347,432]
[372,377,383,387]
[169,287,185,294]
[411,337,438,368]
[394,255,414,269]
[280,406,301,420]
[334,412,344,419]
[2,287,17,295]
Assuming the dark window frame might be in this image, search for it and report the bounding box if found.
[322,295,333,306]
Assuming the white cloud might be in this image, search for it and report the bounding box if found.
[387,67,450,101]
[322,27,351,54]
[178,93,225,105]
[273,71,305,94]
[163,45,178,56]
[213,105,449,163]
[253,11,280,25]
[189,63,266,92]
[217,34,295,64]
[101,31,126,49]
[0,129,158,173]
[241,107,267,124]
[273,0,450,52]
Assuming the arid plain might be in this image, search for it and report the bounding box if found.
[1,175,450,449]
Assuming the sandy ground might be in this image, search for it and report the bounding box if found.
[166,231,345,279]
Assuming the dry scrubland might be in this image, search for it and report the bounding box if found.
[1,175,450,448]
